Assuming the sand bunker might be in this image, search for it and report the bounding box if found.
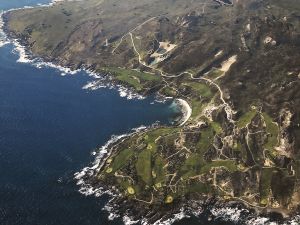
[219,55,237,72]
[150,41,177,65]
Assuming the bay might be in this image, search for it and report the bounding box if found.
[0,1,177,224]
[0,1,235,224]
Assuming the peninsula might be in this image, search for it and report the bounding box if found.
[2,0,300,223]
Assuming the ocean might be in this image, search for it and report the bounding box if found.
[0,0,237,225]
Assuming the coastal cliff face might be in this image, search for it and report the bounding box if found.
[3,0,300,223]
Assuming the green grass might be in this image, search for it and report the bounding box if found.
[200,160,237,174]
[181,124,215,177]
[210,121,222,134]
[233,140,242,151]
[262,113,279,153]
[272,0,300,11]
[146,128,179,144]
[205,68,223,80]
[233,140,248,161]
[136,149,152,185]
[196,126,215,153]
[188,183,210,194]
[186,82,215,118]
[117,179,131,190]
[293,160,300,179]
[259,167,273,205]
[8,0,104,54]
[184,82,214,98]
[190,99,206,118]
[110,148,134,172]
[236,109,257,128]
[153,156,167,185]
[161,87,177,97]
[181,155,237,179]
[180,153,202,179]
[103,67,161,91]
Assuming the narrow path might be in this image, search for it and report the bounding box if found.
[113,21,236,126]
[112,17,157,53]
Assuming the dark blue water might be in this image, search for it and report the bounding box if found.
[0,0,176,223]
[0,42,175,224]
[0,0,51,11]
[0,1,236,225]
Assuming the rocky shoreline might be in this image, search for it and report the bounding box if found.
[2,1,300,224]
[2,13,150,100]
[77,160,295,225]
[72,122,299,225]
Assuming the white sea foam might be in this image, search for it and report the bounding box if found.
[12,40,32,63]
[83,68,102,79]
[120,204,300,225]
[38,0,69,7]
[152,209,188,225]
[106,204,120,221]
[82,67,145,99]
[81,67,147,100]
[82,79,145,100]
[35,60,80,75]
[2,2,148,100]
[5,2,300,225]
[1,0,85,76]
[287,216,300,225]
[117,85,145,100]
[119,208,189,225]
[74,125,176,224]
[123,216,140,225]
[74,125,148,197]
[211,207,245,222]
[7,37,146,100]
[211,206,300,225]
[246,217,275,225]
[0,12,9,48]
[211,207,279,225]
[8,35,81,76]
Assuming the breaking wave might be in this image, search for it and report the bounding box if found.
[82,79,145,100]
[0,12,9,48]
[74,125,147,196]
[3,1,300,225]
[210,206,300,225]
[1,10,145,100]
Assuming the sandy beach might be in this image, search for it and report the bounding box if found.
[176,98,192,126]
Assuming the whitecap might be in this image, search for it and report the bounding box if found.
[211,207,245,222]
[2,7,151,100]
[74,128,146,197]
[123,215,140,225]
[151,209,188,225]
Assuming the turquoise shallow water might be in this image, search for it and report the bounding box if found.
[0,1,236,224]
[0,1,177,224]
